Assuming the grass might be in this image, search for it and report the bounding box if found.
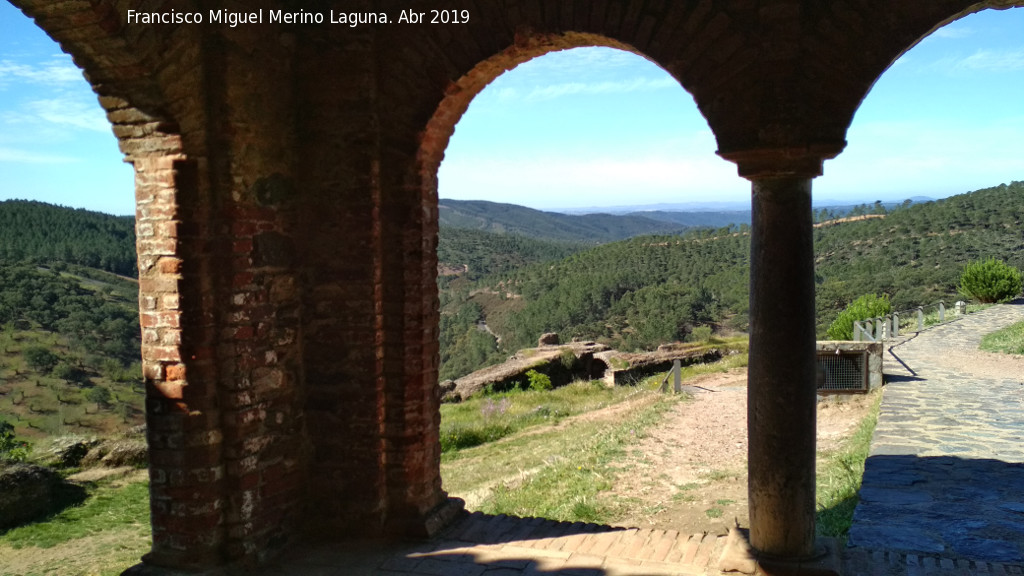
[440,380,642,453]
[815,392,882,540]
[479,393,678,523]
[0,479,151,576]
[705,507,724,519]
[672,349,748,383]
[979,319,1024,355]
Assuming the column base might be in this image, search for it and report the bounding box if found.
[717,527,841,575]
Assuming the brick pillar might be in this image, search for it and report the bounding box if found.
[134,155,227,570]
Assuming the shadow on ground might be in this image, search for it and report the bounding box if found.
[849,454,1024,563]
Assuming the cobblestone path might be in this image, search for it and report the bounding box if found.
[848,301,1024,563]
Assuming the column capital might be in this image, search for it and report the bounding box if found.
[717,143,846,180]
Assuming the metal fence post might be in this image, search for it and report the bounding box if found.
[673,359,681,393]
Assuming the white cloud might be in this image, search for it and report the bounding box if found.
[523,76,678,102]
[0,58,83,88]
[930,48,1024,73]
[22,97,109,132]
[932,26,974,40]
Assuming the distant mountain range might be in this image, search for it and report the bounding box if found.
[554,196,937,215]
[439,197,938,243]
[438,199,685,243]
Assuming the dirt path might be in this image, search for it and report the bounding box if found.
[607,368,875,535]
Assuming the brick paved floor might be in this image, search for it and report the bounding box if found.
[248,509,1024,575]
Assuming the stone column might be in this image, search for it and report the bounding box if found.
[747,176,818,559]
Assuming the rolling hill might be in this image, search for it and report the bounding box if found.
[439,199,684,242]
[438,181,1024,378]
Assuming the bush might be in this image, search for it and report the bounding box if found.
[85,386,112,408]
[525,369,552,391]
[23,346,58,373]
[687,325,713,343]
[827,294,892,340]
[958,258,1023,303]
[0,420,31,462]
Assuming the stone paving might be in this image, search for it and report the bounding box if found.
[848,301,1024,563]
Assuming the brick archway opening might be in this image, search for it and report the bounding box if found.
[416,35,716,520]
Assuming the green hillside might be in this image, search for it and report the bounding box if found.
[438,181,1024,378]
[439,199,684,242]
[0,200,137,276]
[438,226,586,281]
[0,263,144,440]
[3,183,1022,400]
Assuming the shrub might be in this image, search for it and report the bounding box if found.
[958,258,1023,303]
[85,386,112,408]
[827,294,892,340]
[558,348,577,370]
[23,346,58,373]
[525,369,552,391]
[0,420,31,462]
[687,325,713,343]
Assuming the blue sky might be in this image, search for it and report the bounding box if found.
[1,3,1022,215]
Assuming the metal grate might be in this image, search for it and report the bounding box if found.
[816,351,868,392]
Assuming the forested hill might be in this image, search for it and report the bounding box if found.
[0,200,137,276]
[439,199,684,242]
[438,181,1024,377]
[438,226,586,280]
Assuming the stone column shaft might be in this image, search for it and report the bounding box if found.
[747,176,818,558]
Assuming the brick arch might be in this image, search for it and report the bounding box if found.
[417,33,689,185]
[782,0,1024,175]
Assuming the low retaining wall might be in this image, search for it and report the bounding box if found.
[816,340,884,393]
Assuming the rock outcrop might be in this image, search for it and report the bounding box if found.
[446,341,609,402]
[0,462,63,529]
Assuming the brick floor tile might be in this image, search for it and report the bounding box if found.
[622,528,654,559]
[649,530,679,563]
[563,553,604,569]
[502,517,546,545]
[605,528,639,557]
[559,531,592,554]
[634,530,666,561]
[679,534,703,565]
[579,529,622,556]
[692,534,719,568]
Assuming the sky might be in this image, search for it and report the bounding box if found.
[1,4,1023,215]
